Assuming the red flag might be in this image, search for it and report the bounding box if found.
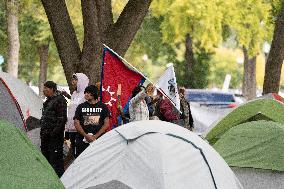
[101,48,145,130]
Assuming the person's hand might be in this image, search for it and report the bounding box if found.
[85,134,96,142]
[140,85,146,91]
[61,90,70,97]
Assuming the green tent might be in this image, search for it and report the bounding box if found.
[213,121,284,171]
[212,121,284,189]
[0,120,64,189]
[206,99,284,144]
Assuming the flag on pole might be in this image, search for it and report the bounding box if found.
[156,63,180,111]
[101,47,145,130]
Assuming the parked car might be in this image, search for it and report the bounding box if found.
[185,89,238,109]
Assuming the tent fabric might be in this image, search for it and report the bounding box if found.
[26,116,41,149]
[0,119,64,189]
[0,71,43,120]
[232,167,284,189]
[213,121,284,171]
[86,180,132,189]
[206,99,284,144]
[61,120,243,189]
[0,71,43,147]
[259,93,284,103]
[0,78,25,131]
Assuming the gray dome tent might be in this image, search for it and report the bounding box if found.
[62,120,243,189]
[0,71,43,147]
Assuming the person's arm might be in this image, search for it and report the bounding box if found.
[94,117,109,139]
[130,89,147,106]
[60,90,71,99]
[74,119,94,142]
[54,97,67,133]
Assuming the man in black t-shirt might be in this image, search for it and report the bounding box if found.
[74,85,109,156]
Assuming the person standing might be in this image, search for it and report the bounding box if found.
[145,83,155,118]
[64,73,89,158]
[155,90,180,123]
[179,87,194,131]
[40,81,67,177]
[129,85,149,122]
[74,85,110,156]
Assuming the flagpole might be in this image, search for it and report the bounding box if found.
[102,43,181,113]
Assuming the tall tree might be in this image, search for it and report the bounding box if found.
[242,46,256,100]
[223,0,272,100]
[263,3,284,94]
[6,0,20,77]
[40,0,152,87]
[152,0,223,88]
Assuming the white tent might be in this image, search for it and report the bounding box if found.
[61,120,243,189]
[0,71,43,148]
[0,71,43,120]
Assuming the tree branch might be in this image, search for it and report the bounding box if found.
[95,0,113,41]
[106,0,152,56]
[41,0,81,86]
[80,0,102,82]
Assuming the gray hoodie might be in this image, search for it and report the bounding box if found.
[65,73,89,132]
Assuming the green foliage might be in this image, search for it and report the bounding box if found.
[223,0,273,56]
[152,0,223,51]
[18,14,40,83]
[150,0,226,88]
[127,12,212,87]
[208,49,242,88]
[0,1,7,69]
[270,0,284,18]
[125,13,178,82]
[131,14,176,65]
[176,49,211,89]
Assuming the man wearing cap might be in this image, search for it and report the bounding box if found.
[74,85,110,156]
[40,81,67,177]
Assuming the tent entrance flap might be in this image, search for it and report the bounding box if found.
[0,78,25,131]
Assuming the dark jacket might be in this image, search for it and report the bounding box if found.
[180,98,194,127]
[145,95,154,117]
[40,92,67,132]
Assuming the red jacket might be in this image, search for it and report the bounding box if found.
[159,98,180,121]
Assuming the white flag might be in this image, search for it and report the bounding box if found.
[156,63,180,111]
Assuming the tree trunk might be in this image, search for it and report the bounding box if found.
[38,43,49,98]
[242,47,256,100]
[41,0,81,88]
[263,5,284,94]
[6,0,20,78]
[184,33,195,88]
[41,0,152,87]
